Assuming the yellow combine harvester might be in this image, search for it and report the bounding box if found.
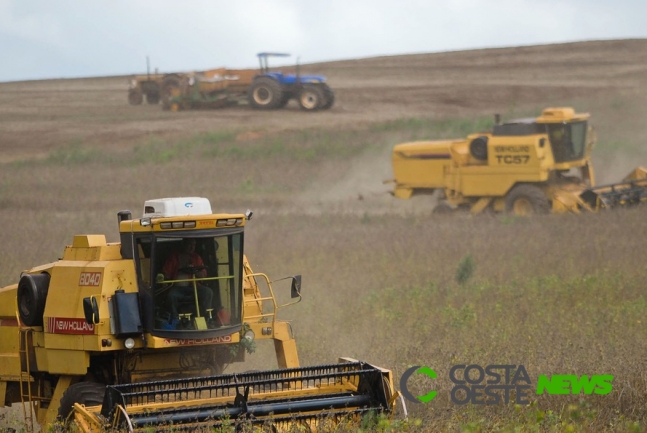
[387,107,647,215]
[0,198,398,431]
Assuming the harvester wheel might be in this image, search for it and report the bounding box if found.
[248,77,283,109]
[17,273,50,327]
[505,184,550,215]
[128,89,143,105]
[298,85,324,111]
[146,91,160,105]
[57,382,106,423]
[320,84,335,110]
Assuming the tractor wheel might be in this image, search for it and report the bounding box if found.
[505,184,550,216]
[248,77,283,109]
[57,382,106,423]
[298,85,324,111]
[320,84,335,110]
[146,91,160,105]
[17,273,50,327]
[128,89,143,105]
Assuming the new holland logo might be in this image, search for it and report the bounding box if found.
[48,317,95,335]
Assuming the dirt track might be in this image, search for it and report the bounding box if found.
[1,39,647,163]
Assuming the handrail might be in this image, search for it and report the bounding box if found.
[162,275,233,285]
[15,300,35,433]
[243,273,277,328]
[243,273,302,329]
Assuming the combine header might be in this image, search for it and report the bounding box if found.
[0,197,398,432]
[73,360,394,431]
[579,168,647,210]
[387,107,647,215]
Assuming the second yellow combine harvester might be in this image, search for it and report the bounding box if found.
[0,197,399,432]
[388,107,647,215]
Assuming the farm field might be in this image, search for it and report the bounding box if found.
[1,39,647,431]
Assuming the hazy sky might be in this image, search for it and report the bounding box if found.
[1,0,645,82]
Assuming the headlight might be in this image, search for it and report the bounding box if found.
[124,338,135,349]
[244,330,255,341]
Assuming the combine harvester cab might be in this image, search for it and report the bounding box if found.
[0,197,398,432]
[387,107,647,215]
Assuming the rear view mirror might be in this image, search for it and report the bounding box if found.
[291,275,302,299]
[83,296,99,324]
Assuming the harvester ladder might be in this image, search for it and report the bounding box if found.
[18,327,36,432]
[18,326,52,432]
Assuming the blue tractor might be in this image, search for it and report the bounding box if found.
[247,53,334,111]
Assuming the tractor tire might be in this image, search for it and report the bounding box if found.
[146,91,160,105]
[298,85,324,111]
[17,273,50,327]
[57,382,106,423]
[128,89,143,105]
[505,184,550,216]
[248,77,283,110]
[320,84,335,110]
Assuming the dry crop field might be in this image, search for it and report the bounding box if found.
[1,39,647,431]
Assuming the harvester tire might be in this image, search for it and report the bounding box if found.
[470,136,488,160]
[505,184,550,215]
[248,77,283,109]
[57,382,106,423]
[146,91,160,105]
[128,89,143,105]
[320,84,335,110]
[17,273,50,327]
[298,85,324,111]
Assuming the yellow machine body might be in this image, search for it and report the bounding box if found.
[0,198,396,431]
[389,107,647,214]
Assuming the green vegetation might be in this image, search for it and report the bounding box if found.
[7,114,506,168]
[455,254,476,285]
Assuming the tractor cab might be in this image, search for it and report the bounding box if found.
[119,197,246,339]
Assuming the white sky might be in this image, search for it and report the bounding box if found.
[1,0,645,82]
